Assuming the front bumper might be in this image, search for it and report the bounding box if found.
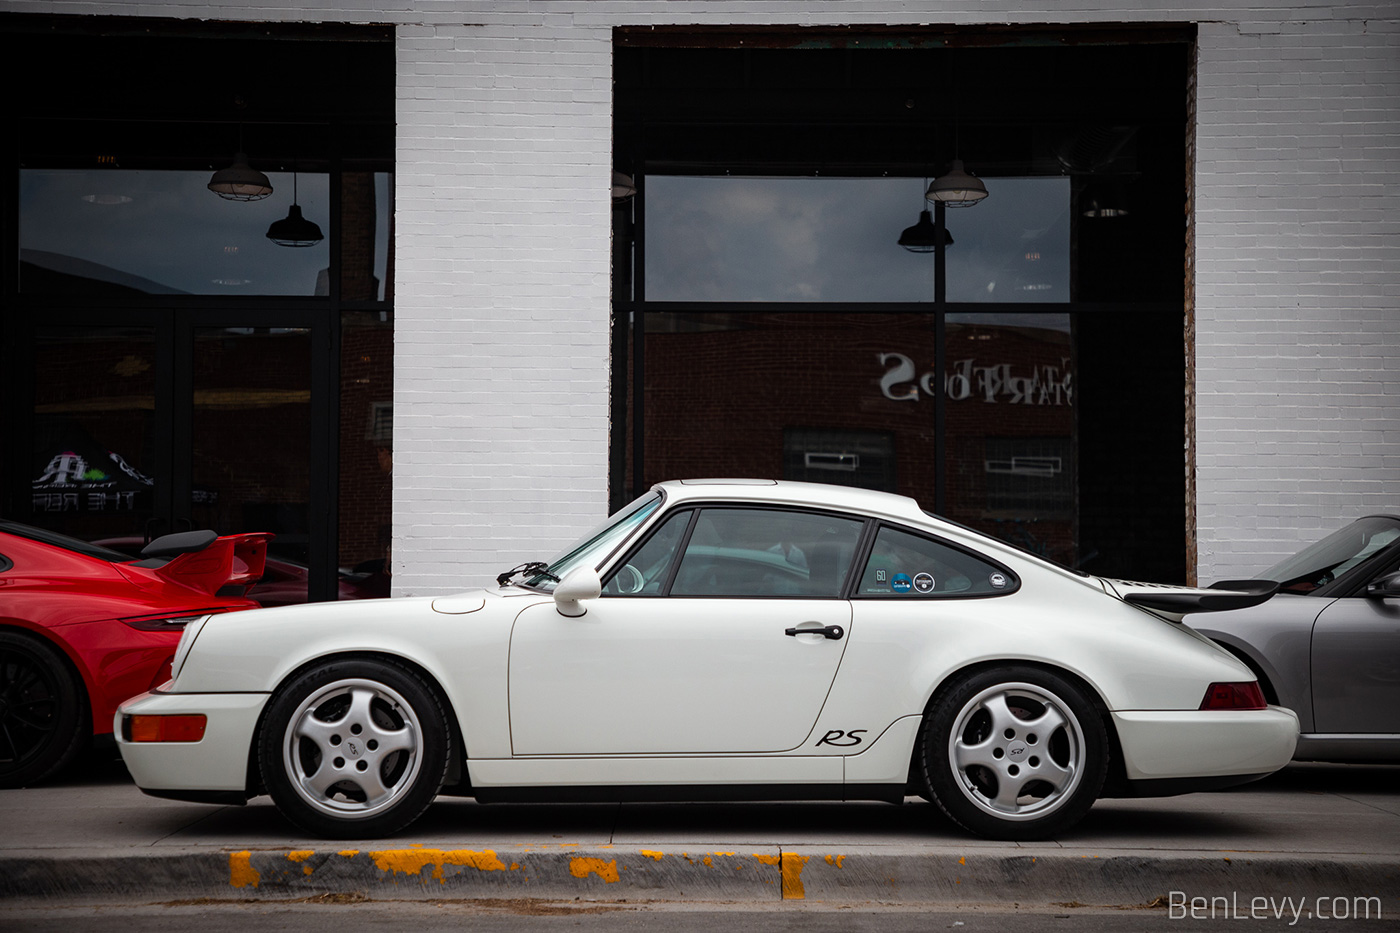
[1112,705,1299,782]
[115,690,269,797]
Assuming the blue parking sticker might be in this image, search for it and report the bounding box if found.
[891,573,912,593]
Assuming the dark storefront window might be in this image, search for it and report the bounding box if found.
[615,35,1191,581]
[2,22,395,602]
[20,170,330,296]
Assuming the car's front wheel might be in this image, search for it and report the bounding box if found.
[259,658,451,838]
[921,666,1107,840]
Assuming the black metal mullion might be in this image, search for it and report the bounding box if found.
[632,172,647,499]
[933,201,948,515]
[306,133,343,602]
[166,311,192,536]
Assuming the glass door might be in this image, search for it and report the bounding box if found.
[20,311,331,602]
[30,323,163,545]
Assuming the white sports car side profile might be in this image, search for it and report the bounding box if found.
[116,480,1299,840]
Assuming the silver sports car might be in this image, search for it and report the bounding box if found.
[1188,515,1400,763]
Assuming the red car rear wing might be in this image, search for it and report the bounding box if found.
[152,532,272,596]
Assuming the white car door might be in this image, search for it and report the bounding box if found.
[508,506,864,756]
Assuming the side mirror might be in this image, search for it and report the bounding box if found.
[1365,570,1400,599]
[553,567,602,617]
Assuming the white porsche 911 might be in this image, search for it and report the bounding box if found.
[116,480,1298,840]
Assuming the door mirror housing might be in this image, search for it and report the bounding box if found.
[1365,570,1400,599]
[553,567,602,617]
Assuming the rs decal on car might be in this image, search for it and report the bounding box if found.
[816,729,868,747]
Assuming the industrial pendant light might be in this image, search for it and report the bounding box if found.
[266,169,324,247]
[898,209,953,252]
[927,160,988,208]
[612,170,637,201]
[208,151,273,201]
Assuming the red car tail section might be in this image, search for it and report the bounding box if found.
[155,533,272,596]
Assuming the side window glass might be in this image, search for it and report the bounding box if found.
[602,510,691,596]
[670,508,863,597]
[858,526,1017,597]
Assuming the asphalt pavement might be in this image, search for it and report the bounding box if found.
[2,751,1398,917]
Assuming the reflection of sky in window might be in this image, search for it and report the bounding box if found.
[373,173,391,303]
[945,177,1070,303]
[20,169,330,295]
[645,175,1068,304]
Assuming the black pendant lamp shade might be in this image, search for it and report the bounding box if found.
[266,171,324,247]
[267,203,324,247]
[898,209,953,252]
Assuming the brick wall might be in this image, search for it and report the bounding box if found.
[7,1,1396,591]
[1193,16,1400,581]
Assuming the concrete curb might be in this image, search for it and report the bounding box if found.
[4,846,1398,907]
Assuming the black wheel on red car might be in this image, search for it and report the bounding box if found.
[259,657,451,838]
[921,665,1107,840]
[0,630,90,788]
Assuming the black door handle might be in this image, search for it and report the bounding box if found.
[785,624,844,640]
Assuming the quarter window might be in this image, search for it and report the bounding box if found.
[857,526,1016,597]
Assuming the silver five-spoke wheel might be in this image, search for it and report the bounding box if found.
[260,658,450,838]
[922,666,1107,840]
[282,678,423,819]
[947,682,1085,821]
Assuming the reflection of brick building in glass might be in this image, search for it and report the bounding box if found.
[636,313,1078,565]
[339,315,394,572]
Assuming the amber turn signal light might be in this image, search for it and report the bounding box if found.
[1199,682,1266,710]
[127,714,208,743]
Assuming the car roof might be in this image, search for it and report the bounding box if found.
[653,479,926,524]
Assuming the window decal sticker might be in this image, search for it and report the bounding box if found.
[891,573,912,593]
[913,572,935,593]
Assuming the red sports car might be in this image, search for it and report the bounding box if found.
[0,522,268,787]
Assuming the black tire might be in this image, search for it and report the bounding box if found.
[920,665,1107,840]
[0,630,90,788]
[259,657,451,838]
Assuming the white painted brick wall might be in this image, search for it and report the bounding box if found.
[1194,17,1400,581]
[4,0,1396,589]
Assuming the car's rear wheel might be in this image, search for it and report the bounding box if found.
[259,658,450,838]
[0,630,89,788]
[921,666,1106,840]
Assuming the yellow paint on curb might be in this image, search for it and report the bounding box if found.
[753,853,810,899]
[339,850,359,858]
[640,850,664,861]
[287,851,314,862]
[228,851,260,889]
[824,854,845,868]
[779,853,810,899]
[369,848,508,883]
[568,857,620,883]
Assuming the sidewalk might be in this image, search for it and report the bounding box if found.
[3,758,1399,907]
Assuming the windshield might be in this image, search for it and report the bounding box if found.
[520,491,663,590]
[1261,516,1400,594]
